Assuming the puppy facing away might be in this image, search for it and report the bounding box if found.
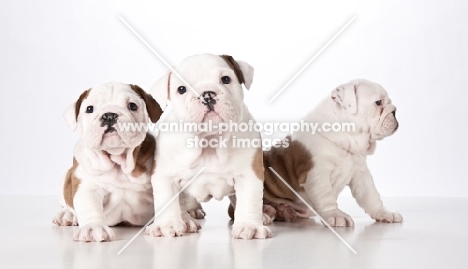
[52,82,163,242]
[263,79,403,227]
[146,53,271,239]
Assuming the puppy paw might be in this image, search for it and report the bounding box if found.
[182,213,202,233]
[73,224,115,242]
[187,208,206,219]
[275,203,297,222]
[145,219,187,237]
[53,211,78,226]
[373,211,403,223]
[321,209,354,227]
[232,222,272,239]
[262,205,276,225]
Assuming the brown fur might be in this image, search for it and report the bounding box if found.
[74,89,90,120]
[131,133,156,177]
[228,203,235,220]
[219,55,245,85]
[263,136,313,203]
[130,84,163,123]
[63,158,81,209]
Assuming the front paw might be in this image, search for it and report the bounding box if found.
[145,219,187,237]
[321,209,354,227]
[262,205,276,225]
[53,211,78,226]
[187,208,206,220]
[373,211,403,223]
[232,222,272,239]
[73,224,115,242]
[275,203,297,222]
[182,213,202,233]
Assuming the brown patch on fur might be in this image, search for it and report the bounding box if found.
[63,158,81,209]
[263,136,313,203]
[74,89,90,120]
[131,133,156,177]
[228,203,235,220]
[219,55,245,85]
[130,84,163,123]
[252,147,265,181]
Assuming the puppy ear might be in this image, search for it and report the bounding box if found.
[130,84,163,123]
[63,89,90,131]
[236,60,254,90]
[331,83,357,114]
[219,55,254,90]
[63,103,77,131]
[150,72,171,111]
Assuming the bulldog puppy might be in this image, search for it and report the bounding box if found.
[52,82,163,242]
[263,79,403,227]
[146,54,271,239]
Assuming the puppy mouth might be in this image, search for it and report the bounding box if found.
[104,126,116,134]
[203,110,223,122]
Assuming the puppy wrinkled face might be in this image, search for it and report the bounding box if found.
[169,55,244,125]
[77,83,150,153]
[353,81,398,140]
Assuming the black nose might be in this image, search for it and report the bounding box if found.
[201,91,217,110]
[101,112,118,126]
[392,110,396,117]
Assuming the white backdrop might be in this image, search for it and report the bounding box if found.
[1,0,467,197]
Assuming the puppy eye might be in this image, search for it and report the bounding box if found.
[178,86,187,94]
[221,76,231,84]
[86,106,94,113]
[128,102,138,111]
[375,100,382,106]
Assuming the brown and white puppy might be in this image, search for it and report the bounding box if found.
[146,54,271,239]
[52,82,163,242]
[263,79,403,227]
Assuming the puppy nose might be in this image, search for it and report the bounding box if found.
[101,112,118,125]
[202,91,216,100]
[201,91,217,106]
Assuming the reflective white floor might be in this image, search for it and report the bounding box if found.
[0,196,467,269]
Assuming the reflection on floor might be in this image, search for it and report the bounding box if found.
[0,196,467,269]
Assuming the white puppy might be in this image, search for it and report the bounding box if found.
[263,79,403,226]
[146,54,271,239]
[52,82,163,241]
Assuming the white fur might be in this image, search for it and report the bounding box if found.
[52,82,156,242]
[146,54,271,239]
[271,79,402,227]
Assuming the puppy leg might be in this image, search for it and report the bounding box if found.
[231,172,272,239]
[179,193,202,233]
[350,169,403,223]
[230,190,276,225]
[183,192,206,220]
[146,176,199,237]
[304,170,354,227]
[72,188,115,242]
